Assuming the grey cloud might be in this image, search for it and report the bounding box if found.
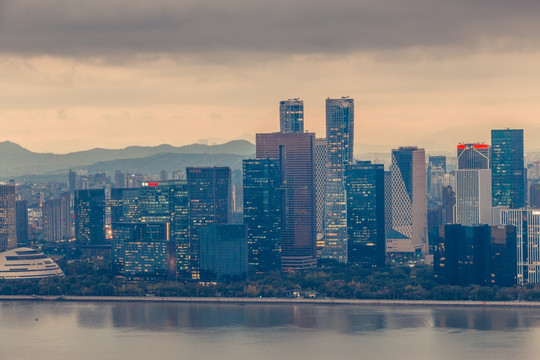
[1,0,540,58]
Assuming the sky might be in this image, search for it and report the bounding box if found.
[1,0,540,154]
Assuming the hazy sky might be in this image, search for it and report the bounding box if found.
[1,0,540,154]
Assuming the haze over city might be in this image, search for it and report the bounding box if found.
[1,0,540,153]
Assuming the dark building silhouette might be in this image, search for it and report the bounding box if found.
[243,158,282,275]
[433,224,516,286]
[491,129,525,208]
[530,183,540,207]
[345,161,385,267]
[256,132,317,271]
[187,167,231,279]
[200,224,248,280]
[114,170,126,188]
[0,184,17,250]
[15,200,28,245]
[110,188,140,224]
[75,189,105,246]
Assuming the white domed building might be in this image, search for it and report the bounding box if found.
[0,247,64,280]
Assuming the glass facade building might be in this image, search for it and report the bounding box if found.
[345,161,385,267]
[243,158,282,275]
[323,97,354,263]
[491,129,525,208]
[75,189,105,246]
[279,99,304,134]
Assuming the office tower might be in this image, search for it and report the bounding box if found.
[200,224,248,280]
[256,132,317,270]
[114,170,126,188]
[433,224,516,286]
[315,138,327,246]
[0,184,17,251]
[112,222,173,278]
[60,192,72,239]
[496,208,540,284]
[345,161,385,267]
[243,159,282,275]
[530,183,540,207]
[43,199,62,242]
[324,97,354,263]
[457,143,489,169]
[427,156,446,202]
[138,180,190,278]
[388,147,428,254]
[492,129,525,208]
[442,186,456,224]
[160,170,169,181]
[187,167,231,279]
[15,200,28,245]
[384,171,392,235]
[110,188,140,223]
[75,189,105,246]
[279,98,304,133]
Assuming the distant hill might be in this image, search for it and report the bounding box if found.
[0,140,255,179]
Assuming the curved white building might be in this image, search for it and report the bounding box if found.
[0,247,64,279]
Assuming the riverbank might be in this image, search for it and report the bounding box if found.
[0,295,538,307]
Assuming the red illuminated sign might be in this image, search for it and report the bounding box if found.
[457,145,466,149]
[147,182,159,186]
[474,144,488,149]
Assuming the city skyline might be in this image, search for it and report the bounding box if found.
[2,1,540,153]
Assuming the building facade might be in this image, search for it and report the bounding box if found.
[491,129,525,208]
[279,98,304,134]
[323,97,354,263]
[74,189,105,246]
[0,184,17,251]
[256,132,317,270]
[345,161,385,267]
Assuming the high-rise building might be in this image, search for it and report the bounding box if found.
[112,222,173,278]
[75,189,105,246]
[496,208,540,284]
[243,159,282,275]
[15,200,28,245]
[0,184,17,251]
[110,188,140,224]
[200,224,248,280]
[315,138,327,246]
[43,199,62,242]
[256,132,317,270]
[139,180,190,278]
[60,191,72,239]
[491,129,525,208]
[324,97,354,263]
[187,167,231,279]
[454,143,492,226]
[279,99,304,133]
[388,147,428,254]
[530,183,540,207]
[433,224,516,286]
[427,156,446,203]
[345,161,385,267]
[114,170,126,188]
[457,143,489,170]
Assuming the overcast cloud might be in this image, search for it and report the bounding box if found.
[2,0,540,58]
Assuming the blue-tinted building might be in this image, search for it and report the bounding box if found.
[345,161,385,267]
[75,189,105,246]
[200,224,248,280]
[112,222,174,278]
[279,99,304,133]
[187,167,231,279]
[243,158,282,275]
[491,129,525,208]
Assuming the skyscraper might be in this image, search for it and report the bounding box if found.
[345,161,385,267]
[491,129,525,208]
[315,138,327,246]
[43,198,62,242]
[187,167,231,279]
[454,143,492,226]
[0,184,17,251]
[324,97,354,263]
[15,200,28,245]
[388,147,428,254]
[279,99,304,133]
[256,132,317,270]
[243,158,282,275]
[75,189,105,246]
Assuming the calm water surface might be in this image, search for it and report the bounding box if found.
[1,301,540,360]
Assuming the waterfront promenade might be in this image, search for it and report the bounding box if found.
[0,295,538,307]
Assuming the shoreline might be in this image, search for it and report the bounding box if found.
[0,295,538,307]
